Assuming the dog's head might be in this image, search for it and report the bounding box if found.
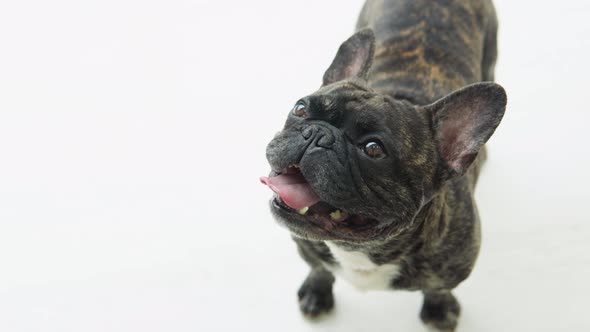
[261,29,506,242]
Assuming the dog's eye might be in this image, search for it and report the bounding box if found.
[292,102,307,118]
[364,141,385,159]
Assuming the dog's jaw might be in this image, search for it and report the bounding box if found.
[268,194,383,242]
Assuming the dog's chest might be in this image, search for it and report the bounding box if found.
[324,242,400,291]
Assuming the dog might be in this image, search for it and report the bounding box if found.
[260,0,506,330]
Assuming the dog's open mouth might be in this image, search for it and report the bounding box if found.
[260,165,371,230]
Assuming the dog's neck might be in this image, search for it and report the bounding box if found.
[327,191,449,264]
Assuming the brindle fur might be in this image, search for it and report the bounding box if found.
[359,0,498,101]
[265,0,506,331]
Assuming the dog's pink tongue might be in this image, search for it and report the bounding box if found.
[260,174,321,210]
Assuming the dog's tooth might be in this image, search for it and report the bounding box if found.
[330,210,343,221]
[298,207,309,215]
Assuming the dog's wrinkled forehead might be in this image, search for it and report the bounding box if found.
[302,80,380,124]
[313,80,374,104]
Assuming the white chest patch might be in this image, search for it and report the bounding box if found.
[324,242,400,291]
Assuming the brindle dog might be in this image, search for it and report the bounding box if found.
[261,0,506,330]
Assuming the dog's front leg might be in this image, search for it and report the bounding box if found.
[420,290,461,332]
[294,239,335,318]
[297,266,335,318]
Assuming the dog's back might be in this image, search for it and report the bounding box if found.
[357,0,498,192]
[357,0,498,104]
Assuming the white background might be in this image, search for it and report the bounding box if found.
[0,0,589,331]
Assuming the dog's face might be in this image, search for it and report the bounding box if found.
[261,29,506,242]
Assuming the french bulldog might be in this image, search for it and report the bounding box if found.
[260,0,506,330]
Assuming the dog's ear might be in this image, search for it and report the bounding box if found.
[322,28,375,85]
[425,82,507,178]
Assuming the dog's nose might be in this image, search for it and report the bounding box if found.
[302,125,336,149]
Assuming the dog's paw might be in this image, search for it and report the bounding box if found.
[297,285,334,319]
[420,292,460,332]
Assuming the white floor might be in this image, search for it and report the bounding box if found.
[1,0,589,331]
